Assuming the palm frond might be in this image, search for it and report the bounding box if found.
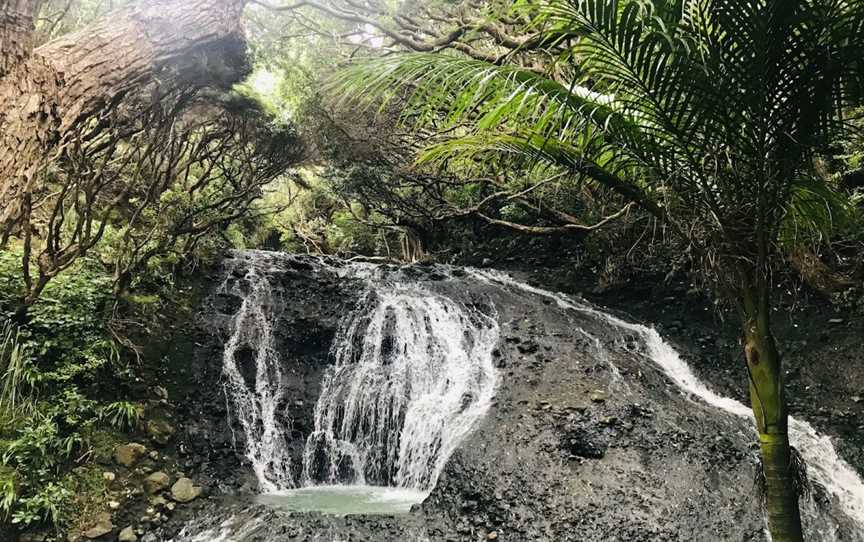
[331,53,629,140]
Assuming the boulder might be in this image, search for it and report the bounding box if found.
[145,419,175,446]
[118,527,138,542]
[144,472,171,495]
[83,512,113,539]
[114,444,147,467]
[170,477,202,503]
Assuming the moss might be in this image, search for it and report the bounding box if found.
[82,428,125,466]
[66,467,111,535]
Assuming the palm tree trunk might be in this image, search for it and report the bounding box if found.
[741,283,804,542]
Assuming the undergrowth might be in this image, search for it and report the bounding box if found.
[0,249,143,532]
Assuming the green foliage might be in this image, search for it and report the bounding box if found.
[0,322,36,423]
[98,402,141,431]
[334,0,864,278]
[0,248,126,530]
[0,466,17,520]
[254,169,392,256]
[11,482,73,527]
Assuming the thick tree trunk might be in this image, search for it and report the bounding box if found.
[0,0,42,78]
[741,280,804,542]
[0,0,249,238]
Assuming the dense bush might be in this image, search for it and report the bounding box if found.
[0,249,137,530]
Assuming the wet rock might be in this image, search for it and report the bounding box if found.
[114,444,147,468]
[170,477,202,503]
[83,512,113,539]
[560,427,606,459]
[118,527,138,542]
[516,340,539,354]
[145,472,171,494]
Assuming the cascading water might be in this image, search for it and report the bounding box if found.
[219,251,295,493]
[219,252,499,505]
[301,283,499,492]
[470,268,864,541]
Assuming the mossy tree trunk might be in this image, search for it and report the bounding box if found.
[740,273,804,542]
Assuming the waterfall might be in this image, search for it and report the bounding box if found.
[471,268,864,540]
[219,251,295,492]
[301,278,500,491]
[219,253,499,495]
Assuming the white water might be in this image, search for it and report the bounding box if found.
[302,278,500,492]
[219,252,295,492]
[220,253,499,499]
[471,268,864,540]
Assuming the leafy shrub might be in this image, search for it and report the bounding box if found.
[99,401,142,430]
[0,247,124,530]
[11,482,73,527]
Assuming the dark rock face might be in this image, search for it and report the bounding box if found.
[149,253,859,541]
[419,284,766,542]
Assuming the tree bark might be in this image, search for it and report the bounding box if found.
[0,0,42,78]
[0,0,250,238]
[741,278,804,542]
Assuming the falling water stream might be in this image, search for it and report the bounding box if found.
[301,285,499,491]
[197,252,864,541]
[219,253,295,493]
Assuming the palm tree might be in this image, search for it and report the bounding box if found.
[333,1,864,540]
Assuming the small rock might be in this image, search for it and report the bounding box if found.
[108,500,120,510]
[828,318,845,325]
[852,396,862,404]
[118,527,138,542]
[145,472,171,495]
[83,512,113,539]
[488,533,498,540]
[170,477,202,503]
[590,391,607,403]
[103,472,116,482]
[148,451,160,461]
[114,444,147,468]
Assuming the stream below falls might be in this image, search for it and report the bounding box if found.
[172,250,864,541]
